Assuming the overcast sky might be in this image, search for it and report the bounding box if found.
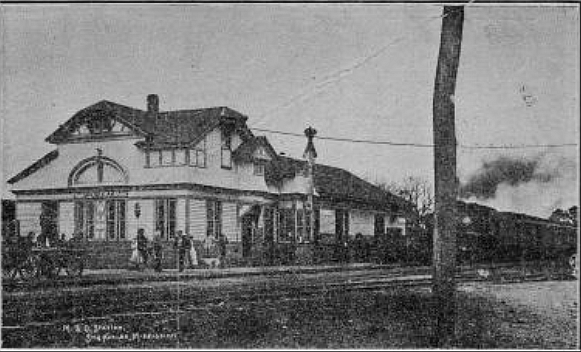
[1,3,579,217]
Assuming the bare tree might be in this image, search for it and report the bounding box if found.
[550,205,579,226]
[377,176,434,228]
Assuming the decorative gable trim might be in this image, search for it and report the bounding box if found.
[232,136,278,163]
[46,101,148,144]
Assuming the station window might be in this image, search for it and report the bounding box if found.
[253,162,265,176]
[74,200,127,241]
[155,199,177,240]
[74,201,95,240]
[190,138,207,168]
[148,151,161,167]
[161,150,174,166]
[175,149,187,165]
[296,209,306,242]
[147,149,189,168]
[295,208,312,243]
[206,200,222,238]
[106,200,126,240]
[278,208,295,242]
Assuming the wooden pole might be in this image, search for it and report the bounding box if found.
[432,5,464,348]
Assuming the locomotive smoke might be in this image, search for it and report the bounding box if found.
[459,156,553,199]
[459,152,578,217]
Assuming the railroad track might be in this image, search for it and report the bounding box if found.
[2,270,565,331]
[2,260,562,292]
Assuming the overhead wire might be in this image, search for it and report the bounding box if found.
[251,1,494,131]
[249,1,578,152]
[251,6,451,127]
[250,127,578,150]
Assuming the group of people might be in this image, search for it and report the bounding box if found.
[4,228,230,273]
[3,230,83,250]
[129,229,229,272]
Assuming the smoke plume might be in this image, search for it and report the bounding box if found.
[459,152,578,217]
[460,156,553,199]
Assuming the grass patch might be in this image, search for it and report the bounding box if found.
[175,287,575,349]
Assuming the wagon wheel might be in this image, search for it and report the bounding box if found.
[2,252,15,278]
[2,249,19,279]
[66,256,84,277]
[43,257,62,279]
[2,263,15,279]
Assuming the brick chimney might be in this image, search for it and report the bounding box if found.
[143,94,159,134]
[147,94,159,113]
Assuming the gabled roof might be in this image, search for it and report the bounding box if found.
[46,101,149,144]
[232,136,278,162]
[7,150,59,184]
[136,106,252,149]
[267,156,412,213]
[46,100,253,148]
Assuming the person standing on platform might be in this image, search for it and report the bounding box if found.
[188,234,199,268]
[130,236,143,270]
[152,230,164,272]
[203,233,215,258]
[181,232,191,271]
[174,230,188,272]
[136,229,149,268]
[217,233,229,268]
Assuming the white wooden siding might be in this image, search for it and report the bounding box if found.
[189,199,206,241]
[10,130,270,194]
[16,202,41,236]
[58,202,75,239]
[222,202,238,242]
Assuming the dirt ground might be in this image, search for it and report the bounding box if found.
[3,275,578,349]
[458,280,578,349]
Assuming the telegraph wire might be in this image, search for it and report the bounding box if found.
[252,0,483,128]
[245,0,576,151]
[250,127,578,150]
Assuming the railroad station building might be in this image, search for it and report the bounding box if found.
[8,95,411,268]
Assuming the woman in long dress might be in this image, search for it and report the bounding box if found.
[189,235,199,268]
[129,237,143,270]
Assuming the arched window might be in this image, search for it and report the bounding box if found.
[69,155,128,186]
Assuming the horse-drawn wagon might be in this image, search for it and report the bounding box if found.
[2,239,85,280]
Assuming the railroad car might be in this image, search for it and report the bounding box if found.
[452,201,577,266]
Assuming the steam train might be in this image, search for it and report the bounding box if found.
[405,201,579,266]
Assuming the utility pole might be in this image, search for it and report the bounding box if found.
[432,5,464,348]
